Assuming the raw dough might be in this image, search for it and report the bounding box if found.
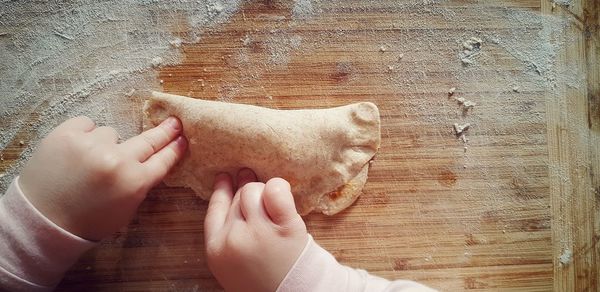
[143,92,381,215]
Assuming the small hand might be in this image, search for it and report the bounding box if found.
[204,169,309,292]
[19,116,187,241]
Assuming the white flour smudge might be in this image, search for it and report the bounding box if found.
[0,0,242,191]
[559,248,573,265]
[267,34,303,66]
[292,0,316,20]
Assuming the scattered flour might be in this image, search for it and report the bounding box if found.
[448,87,456,96]
[459,37,483,65]
[169,38,183,48]
[453,96,476,110]
[0,0,242,191]
[462,100,476,109]
[151,57,163,68]
[553,0,572,7]
[559,248,573,265]
[292,0,316,20]
[266,34,303,66]
[208,2,225,14]
[453,123,471,136]
[241,34,251,47]
[481,8,573,86]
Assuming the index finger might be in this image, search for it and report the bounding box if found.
[122,116,182,162]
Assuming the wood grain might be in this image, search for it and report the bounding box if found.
[543,0,600,291]
[0,0,594,291]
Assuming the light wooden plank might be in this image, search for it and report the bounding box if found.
[542,0,599,290]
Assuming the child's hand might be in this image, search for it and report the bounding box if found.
[19,116,187,241]
[205,169,309,292]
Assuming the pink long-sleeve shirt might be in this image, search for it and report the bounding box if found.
[0,177,435,291]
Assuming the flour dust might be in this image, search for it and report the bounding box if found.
[0,0,242,191]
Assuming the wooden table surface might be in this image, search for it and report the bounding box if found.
[2,0,597,291]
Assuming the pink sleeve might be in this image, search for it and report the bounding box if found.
[277,235,437,292]
[0,177,96,291]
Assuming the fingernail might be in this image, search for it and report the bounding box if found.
[163,116,181,130]
[174,135,187,150]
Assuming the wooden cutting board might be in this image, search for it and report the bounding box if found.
[5,0,593,291]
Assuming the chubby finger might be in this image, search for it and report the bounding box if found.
[143,135,187,186]
[122,116,182,162]
[262,178,299,226]
[236,168,257,189]
[239,182,268,222]
[205,173,235,239]
[90,126,119,144]
[59,116,96,132]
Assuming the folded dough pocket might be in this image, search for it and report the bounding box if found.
[143,91,381,215]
